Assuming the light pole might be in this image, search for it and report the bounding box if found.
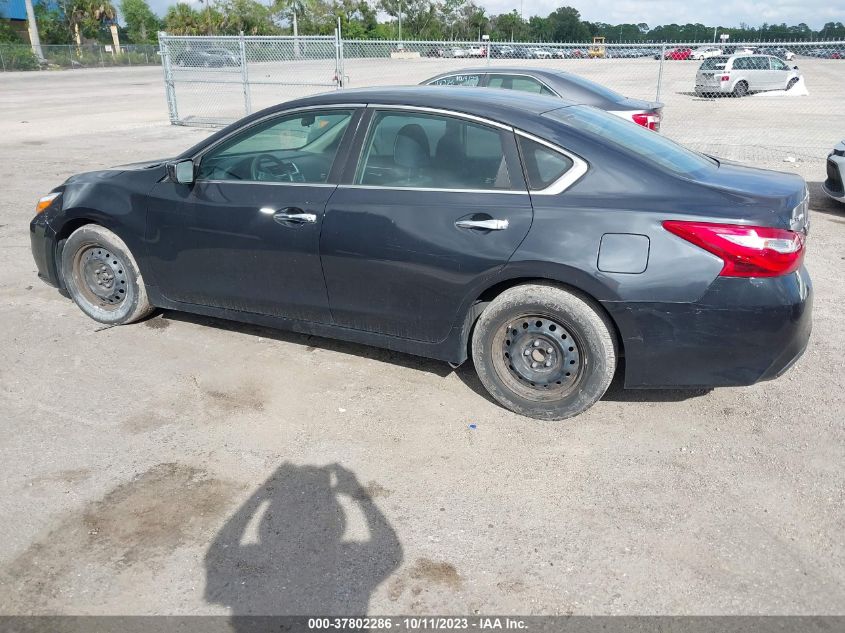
[398,0,402,45]
[23,0,44,62]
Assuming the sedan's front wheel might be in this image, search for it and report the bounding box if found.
[471,283,616,420]
[61,224,154,325]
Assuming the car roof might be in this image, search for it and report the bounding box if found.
[276,86,577,120]
[179,86,585,160]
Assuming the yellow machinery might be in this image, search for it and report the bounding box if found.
[588,36,606,58]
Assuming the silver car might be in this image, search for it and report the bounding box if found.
[695,54,801,97]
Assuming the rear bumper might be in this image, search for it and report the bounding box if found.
[824,153,845,202]
[695,82,732,94]
[605,269,812,388]
[30,213,61,288]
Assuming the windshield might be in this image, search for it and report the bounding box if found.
[699,56,729,70]
[544,105,717,179]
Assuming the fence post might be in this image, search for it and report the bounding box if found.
[239,32,252,115]
[655,43,666,102]
[0,48,5,72]
[334,18,344,89]
[158,33,180,125]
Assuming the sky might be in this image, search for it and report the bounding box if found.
[144,0,842,30]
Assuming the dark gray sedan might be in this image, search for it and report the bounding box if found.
[29,87,810,420]
[422,67,664,130]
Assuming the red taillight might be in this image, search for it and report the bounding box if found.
[720,75,730,81]
[632,113,660,131]
[662,220,805,277]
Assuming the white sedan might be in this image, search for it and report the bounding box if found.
[690,46,722,60]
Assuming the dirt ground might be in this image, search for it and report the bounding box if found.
[0,65,843,616]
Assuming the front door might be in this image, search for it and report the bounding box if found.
[320,108,533,343]
[145,108,358,322]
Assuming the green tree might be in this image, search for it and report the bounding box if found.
[164,2,203,34]
[219,0,277,34]
[548,7,589,41]
[489,10,529,42]
[119,0,160,42]
[35,4,74,44]
[68,0,118,44]
[378,0,443,40]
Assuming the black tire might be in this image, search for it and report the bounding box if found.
[60,224,154,325]
[732,81,749,97]
[471,283,616,420]
[786,77,798,90]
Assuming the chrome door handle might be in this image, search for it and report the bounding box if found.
[276,212,316,223]
[455,218,509,230]
[269,207,317,224]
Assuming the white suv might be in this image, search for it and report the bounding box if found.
[695,54,802,97]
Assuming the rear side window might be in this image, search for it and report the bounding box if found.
[356,110,513,191]
[732,56,750,70]
[429,73,482,87]
[518,137,574,190]
[488,74,557,96]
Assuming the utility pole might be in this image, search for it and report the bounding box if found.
[398,0,402,45]
[23,0,44,62]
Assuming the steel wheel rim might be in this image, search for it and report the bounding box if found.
[491,313,585,402]
[73,244,128,311]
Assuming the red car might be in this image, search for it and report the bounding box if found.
[661,47,692,60]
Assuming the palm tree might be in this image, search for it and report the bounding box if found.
[68,0,117,48]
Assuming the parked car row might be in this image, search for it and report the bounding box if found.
[805,47,845,59]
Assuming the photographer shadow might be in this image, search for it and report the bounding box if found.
[204,463,402,618]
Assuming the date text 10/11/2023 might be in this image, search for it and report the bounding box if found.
[307,617,528,630]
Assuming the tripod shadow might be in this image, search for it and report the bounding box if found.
[205,463,402,617]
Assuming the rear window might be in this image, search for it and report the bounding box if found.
[699,56,728,70]
[544,106,716,179]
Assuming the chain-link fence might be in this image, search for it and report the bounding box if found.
[158,33,343,126]
[157,36,845,167]
[0,43,160,71]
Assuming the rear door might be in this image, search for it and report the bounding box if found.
[747,56,771,90]
[319,107,533,343]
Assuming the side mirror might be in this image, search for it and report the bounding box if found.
[167,159,195,184]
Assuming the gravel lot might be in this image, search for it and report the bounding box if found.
[0,65,843,616]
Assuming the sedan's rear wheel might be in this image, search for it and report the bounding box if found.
[61,225,153,325]
[471,283,616,420]
[733,81,749,97]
